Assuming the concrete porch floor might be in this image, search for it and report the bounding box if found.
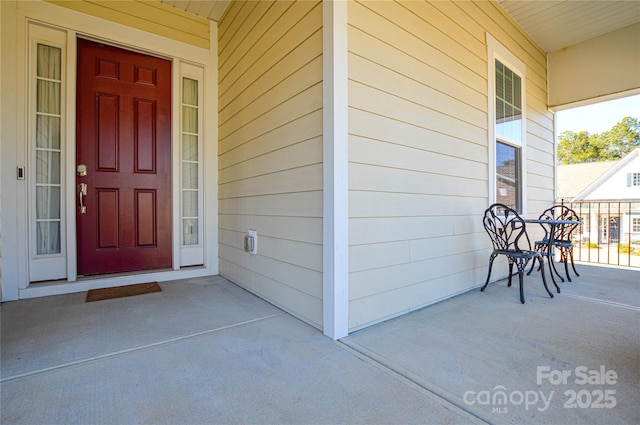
[1,264,638,424]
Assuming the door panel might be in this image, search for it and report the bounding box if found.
[76,39,172,276]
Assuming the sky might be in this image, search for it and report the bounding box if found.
[556,94,640,136]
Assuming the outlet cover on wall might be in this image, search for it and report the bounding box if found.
[247,230,257,254]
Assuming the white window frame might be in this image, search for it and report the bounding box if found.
[632,217,640,233]
[178,63,205,266]
[27,23,69,282]
[487,33,527,214]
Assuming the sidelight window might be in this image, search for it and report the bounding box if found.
[35,44,63,255]
[182,77,200,246]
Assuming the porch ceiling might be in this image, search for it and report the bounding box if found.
[498,0,640,52]
[160,0,640,54]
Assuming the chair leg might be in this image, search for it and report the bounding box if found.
[538,256,554,298]
[563,251,572,282]
[527,256,537,276]
[481,254,497,292]
[507,260,514,288]
[569,248,580,277]
[515,260,526,304]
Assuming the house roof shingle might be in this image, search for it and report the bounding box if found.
[556,160,619,201]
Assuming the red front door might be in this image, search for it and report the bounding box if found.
[76,39,172,276]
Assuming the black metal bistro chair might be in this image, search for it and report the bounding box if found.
[528,205,580,282]
[481,203,553,304]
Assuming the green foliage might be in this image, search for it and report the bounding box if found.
[557,117,639,164]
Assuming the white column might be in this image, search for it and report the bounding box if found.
[322,0,349,339]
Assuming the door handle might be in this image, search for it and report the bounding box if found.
[78,183,87,214]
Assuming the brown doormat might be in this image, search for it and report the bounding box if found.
[86,282,161,302]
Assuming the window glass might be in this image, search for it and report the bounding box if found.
[496,141,521,210]
[495,60,522,143]
[182,77,199,246]
[35,44,62,255]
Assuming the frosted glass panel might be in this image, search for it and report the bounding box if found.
[37,80,61,114]
[36,116,61,149]
[36,151,61,184]
[35,43,63,255]
[182,192,198,218]
[183,219,198,245]
[182,162,198,190]
[181,77,199,246]
[182,134,198,161]
[182,78,198,106]
[182,106,197,133]
[37,44,61,79]
[36,186,61,219]
[37,222,61,255]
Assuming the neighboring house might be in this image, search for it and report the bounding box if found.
[558,148,640,245]
[1,0,639,339]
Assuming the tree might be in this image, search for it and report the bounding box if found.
[557,117,640,164]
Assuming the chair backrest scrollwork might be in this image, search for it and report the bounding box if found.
[483,203,531,252]
[539,205,579,242]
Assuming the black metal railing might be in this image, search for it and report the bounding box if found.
[560,200,640,268]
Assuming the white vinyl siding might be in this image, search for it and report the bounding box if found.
[217,0,324,329]
[347,0,554,330]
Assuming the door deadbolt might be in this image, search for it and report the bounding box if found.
[77,164,87,177]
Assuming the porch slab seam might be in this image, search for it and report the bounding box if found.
[0,312,286,384]
[339,339,501,425]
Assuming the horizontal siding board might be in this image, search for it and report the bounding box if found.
[219,110,322,166]
[349,1,486,92]
[349,136,487,181]
[349,27,487,113]
[218,0,265,65]
[219,83,323,148]
[349,108,488,158]
[349,241,411,273]
[349,192,488,218]
[349,53,486,129]
[350,216,456,246]
[363,0,486,75]
[220,137,322,183]
[217,0,244,43]
[349,163,488,198]
[219,258,322,329]
[409,232,488,263]
[220,56,323,137]
[218,245,322,300]
[219,164,323,198]
[430,0,486,45]
[218,214,322,245]
[349,81,485,145]
[401,0,486,59]
[219,1,319,96]
[350,251,488,301]
[349,267,488,330]
[219,191,322,218]
[468,0,546,84]
[219,229,322,273]
[220,30,322,122]
[219,0,296,81]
